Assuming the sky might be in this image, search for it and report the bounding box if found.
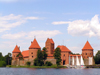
[0,0,100,56]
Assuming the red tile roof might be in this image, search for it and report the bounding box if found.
[82,41,93,50]
[29,38,41,49]
[22,50,29,58]
[12,45,21,53]
[57,45,71,52]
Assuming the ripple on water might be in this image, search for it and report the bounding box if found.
[0,68,100,75]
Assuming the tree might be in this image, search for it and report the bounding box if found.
[94,50,100,64]
[42,47,48,64]
[26,61,31,66]
[16,53,23,66]
[4,53,12,65]
[53,47,62,67]
[0,52,3,58]
[34,49,44,66]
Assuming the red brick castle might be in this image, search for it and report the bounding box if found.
[12,38,94,66]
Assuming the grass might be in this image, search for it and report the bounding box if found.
[6,65,66,68]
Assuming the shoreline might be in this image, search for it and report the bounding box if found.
[6,65,67,69]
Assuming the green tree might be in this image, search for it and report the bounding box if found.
[16,53,23,66]
[53,47,62,67]
[0,61,6,67]
[26,61,31,66]
[42,47,48,64]
[94,50,100,64]
[0,52,5,61]
[0,52,3,58]
[4,53,12,65]
[34,49,44,66]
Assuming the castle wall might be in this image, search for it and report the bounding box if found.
[82,49,93,59]
[12,52,20,60]
[29,48,39,60]
[61,52,70,65]
[45,58,56,65]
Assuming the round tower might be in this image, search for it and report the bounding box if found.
[29,38,41,60]
[12,45,21,60]
[82,41,93,59]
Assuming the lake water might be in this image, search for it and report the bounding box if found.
[0,68,100,75]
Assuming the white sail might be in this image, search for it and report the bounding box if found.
[69,55,70,65]
[72,56,74,65]
[76,56,80,66]
[81,56,84,65]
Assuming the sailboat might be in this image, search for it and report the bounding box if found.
[72,56,74,65]
[75,55,85,69]
[76,56,80,66]
[80,56,86,68]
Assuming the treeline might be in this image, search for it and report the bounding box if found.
[0,52,12,67]
[94,50,100,64]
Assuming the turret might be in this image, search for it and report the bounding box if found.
[29,38,41,59]
[82,41,94,65]
[12,45,21,60]
[45,38,54,54]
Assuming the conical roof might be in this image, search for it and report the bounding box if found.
[82,41,93,50]
[12,45,21,53]
[29,38,41,49]
[57,45,71,52]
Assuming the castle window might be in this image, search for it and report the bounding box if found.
[32,56,33,58]
[31,52,33,54]
[64,54,65,56]
[86,53,87,55]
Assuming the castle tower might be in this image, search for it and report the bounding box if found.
[12,45,21,60]
[82,41,94,65]
[29,38,41,60]
[45,38,54,55]
[57,45,71,65]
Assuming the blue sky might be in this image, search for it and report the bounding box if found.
[0,0,100,55]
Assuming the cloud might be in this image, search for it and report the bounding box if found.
[0,14,40,32]
[52,15,100,38]
[52,21,70,25]
[1,30,62,40]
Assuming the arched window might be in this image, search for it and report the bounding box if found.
[64,54,65,56]
[31,52,33,54]
[86,53,87,55]
[32,56,33,58]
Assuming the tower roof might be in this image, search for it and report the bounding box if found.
[82,41,93,50]
[50,39,54,44]
[57,45,71,52]
[12,45,21,53]
[29,38,41,49]
[47,38,54,44]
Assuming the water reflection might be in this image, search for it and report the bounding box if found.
[0,68,100,75]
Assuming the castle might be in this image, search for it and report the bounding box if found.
[12,38,94,66]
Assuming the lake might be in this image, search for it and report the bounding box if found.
[0,68,100,75]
